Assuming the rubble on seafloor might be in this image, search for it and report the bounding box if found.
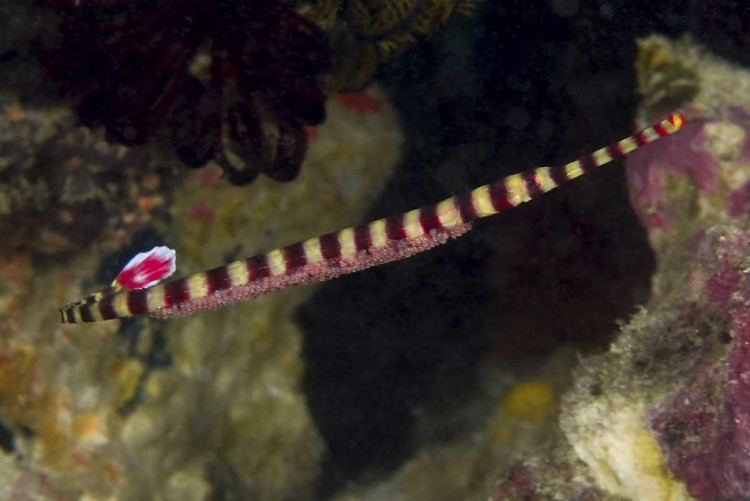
[0,88,401,500]
[0,90,177,255]
[492,36,750,501]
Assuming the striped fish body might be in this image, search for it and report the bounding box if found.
[60,112,685,323]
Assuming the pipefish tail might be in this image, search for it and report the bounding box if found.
[59,246,177,311]
[59,112,685,323]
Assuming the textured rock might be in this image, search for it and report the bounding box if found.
[497,36,750,501]
[0,91,175,255]
[0,88,401,500]
[630,39,750,499]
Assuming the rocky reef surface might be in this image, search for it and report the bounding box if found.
[493,36,750,501]
[0,88,401,501]
[4,27,750,501]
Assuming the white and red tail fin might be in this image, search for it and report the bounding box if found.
[114,246,177,290]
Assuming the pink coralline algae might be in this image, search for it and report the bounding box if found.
[623,77,750,499]
[648,227,750,500]
[496,37,750,501]
[625,113,718,232]
[627,105,750,236]
[618,98,750,498]
[494,454,610,501]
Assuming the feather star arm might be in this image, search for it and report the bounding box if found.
[59,112,685,323]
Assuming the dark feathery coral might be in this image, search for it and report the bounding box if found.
[35,0,331,185]
[326,0,479,91]
[33,0,477,185]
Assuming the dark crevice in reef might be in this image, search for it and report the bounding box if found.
[297,0,697,498]
[0,419,16,454]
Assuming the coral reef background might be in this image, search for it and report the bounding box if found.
[2,0,750,500]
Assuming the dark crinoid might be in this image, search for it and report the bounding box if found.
[35,0,331,185]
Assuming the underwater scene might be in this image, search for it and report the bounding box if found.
[0,1,749,500]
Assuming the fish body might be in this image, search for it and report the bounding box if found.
[60,112,685,323]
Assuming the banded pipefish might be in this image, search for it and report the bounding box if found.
[60,112,685,323]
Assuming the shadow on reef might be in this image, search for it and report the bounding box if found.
[296,0,675,496]
[298,235,491,493]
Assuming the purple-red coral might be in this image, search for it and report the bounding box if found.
[502,38,750,501]
[625,113,717,232]
[626,106,750,235]
[624,101,750,498]
[648,227,750,500]
[35,0,331,185]
[494,454,609,501]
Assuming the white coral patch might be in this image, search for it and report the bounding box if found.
[562,395,691,501]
